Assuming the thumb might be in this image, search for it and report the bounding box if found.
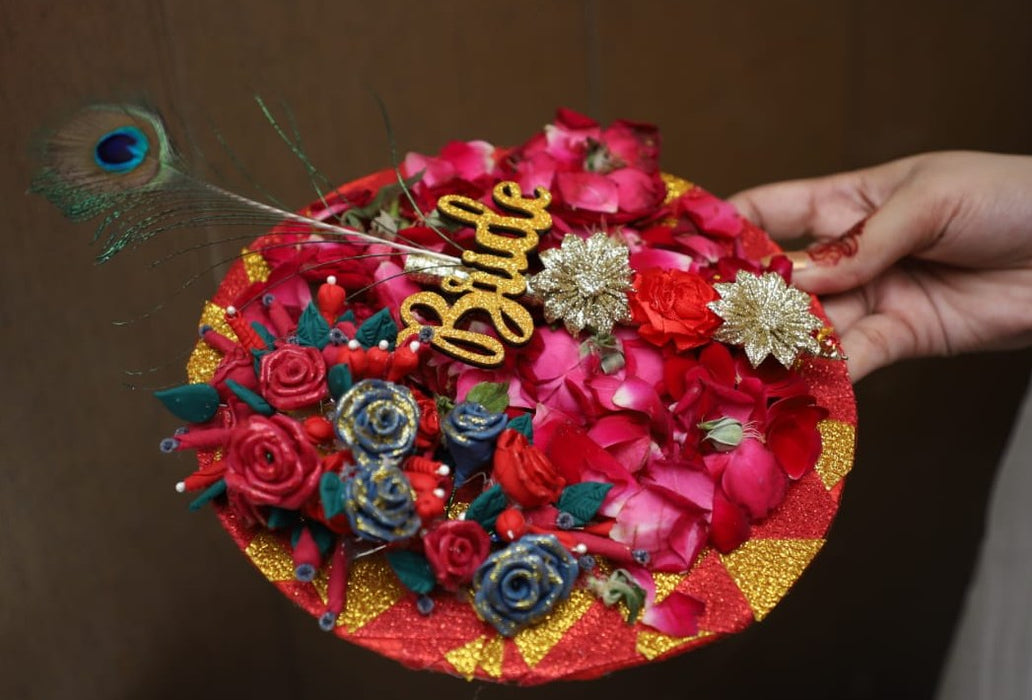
[788,185,940,296]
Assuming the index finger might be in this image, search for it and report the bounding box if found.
[728,159,915,241]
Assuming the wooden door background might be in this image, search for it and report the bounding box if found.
[2,2,1031,698]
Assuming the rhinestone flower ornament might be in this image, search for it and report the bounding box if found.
[708,270,823,367]
[530,232,633,335]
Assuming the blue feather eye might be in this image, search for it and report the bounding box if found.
[94,126,149,173]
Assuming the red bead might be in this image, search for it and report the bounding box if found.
[495,508,527,542]
[303,416,335,444]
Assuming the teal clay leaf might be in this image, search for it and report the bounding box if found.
[465,382,510,414]
[266,507,297,531]
[507,413,533,443]
[187,479,226,511]
[557,482,613,526]
[250,321,277,349]
[464,484,508,531]
[320,473,345,519]
[225,379,274,416]
[386,550,436,595]
[154,383,220,423]
[327,363,353,401]
[355,308,398,350]
[296,302,331,349]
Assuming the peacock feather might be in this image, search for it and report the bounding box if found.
[30,102,459,266]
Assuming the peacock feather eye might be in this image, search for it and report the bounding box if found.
[94,126,149,173]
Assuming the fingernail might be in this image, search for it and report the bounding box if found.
[785,250,810,271]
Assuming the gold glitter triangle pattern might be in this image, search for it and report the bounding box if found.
[636,629,713,661]
[243,531,296,582]
[444,634,506,680]
[479,635,505,678]
[652,572,684,604]
[814,419,856,490]
[513,588,595,667]
[720,538,825,620]
[307,554,406,632]
[340,555,405,633]
[241,247,271,284]
[661,172,694,204]
[444,636,486,679]
[186,302,236,383]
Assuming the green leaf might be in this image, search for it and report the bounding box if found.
[225,379,274,416]
[557,482,613,526]
[342,173,424,226]
[154,383,220,423]
[386,550,436,595]
[187,479,226,511]
[250,321,277,349]
[464,382,510,414]
[290,522,336,556]
[507,413,533,443]
[435,394,455,417]
[327,363,353,401]
[337,310,356,324]
[266,507,296,531]
[355,308,398,350]
[463,484,508,531]
[308,521,336,556]
[251,347,269,376]
[296,302,331,349]
[319,473,345,519]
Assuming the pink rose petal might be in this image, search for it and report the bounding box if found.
[557,172,619,213]
[642,591,704,637]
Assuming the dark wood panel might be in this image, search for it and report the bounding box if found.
[1,2,1030,699]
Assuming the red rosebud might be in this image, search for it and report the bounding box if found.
[365,345,390,378]
[415,396,441,451]
[316,277,346,326]
[423,520,492,591]
[258,345,328,411]
[211,346,260,400]
[303,416,334,444]
[415,492,446,522]
[321,451,347,473]
[495,508,526,542]
[628,269,721,352]
[492,430,565,508]
[387,342,421,383]
[336,345,367,377]
[224,414,321,510]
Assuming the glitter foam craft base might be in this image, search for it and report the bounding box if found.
[165,111,857,685]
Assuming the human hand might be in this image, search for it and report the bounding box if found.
[728,151,1032,381]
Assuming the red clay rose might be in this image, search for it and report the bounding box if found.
[225,414,321,509]
[492,429,565,508]
[628,269,721,352]
[423,519,492,590]
[259,345,328,411]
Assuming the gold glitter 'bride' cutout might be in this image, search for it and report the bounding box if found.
[397,181,551,368]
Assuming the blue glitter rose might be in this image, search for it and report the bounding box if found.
[442,401,508,484]
[342,463,421,543]
[472,534,579,637]
[333,379,419,465]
